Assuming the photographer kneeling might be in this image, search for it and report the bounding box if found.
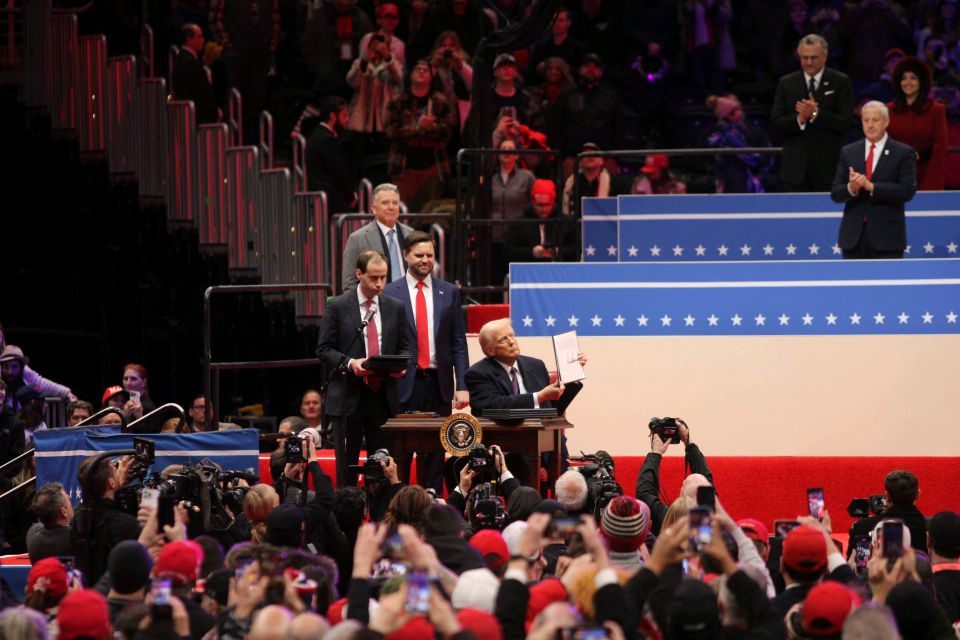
[636,417,715,536]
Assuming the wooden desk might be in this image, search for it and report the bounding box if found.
[382,417,572,493]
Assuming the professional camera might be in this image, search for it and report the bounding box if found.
[649,417,681,444]
[467,444,494,472]
[572,451,623,520]
[847,494,889,519]
[362,448,391,485]
[470,482,508,531]
[118,460,259,533]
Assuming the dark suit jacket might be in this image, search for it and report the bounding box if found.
[465,355,551,417]
[848,503,928,555]
[305,123,354,216]
[315,289,411,417]
[831,137,917,251]
[382,275,469,405]
[771,67,854,187]
[171,49,219,125]
[341,221,414,291]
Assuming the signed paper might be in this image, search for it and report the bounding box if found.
[552,331,586,383]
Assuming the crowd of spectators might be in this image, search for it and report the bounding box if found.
[0,402,957,639]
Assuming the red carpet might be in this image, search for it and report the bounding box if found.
[260,454,960,542]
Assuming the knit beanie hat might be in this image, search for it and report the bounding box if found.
[601,496,651,552]
[108,541,153,595]
[451,568,500,612]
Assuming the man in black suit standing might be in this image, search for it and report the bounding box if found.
[305,96,356,218]
[771,34,854,192]
[171,24,220,125]
[831,101,916,259]
[383,230,470,490]
[317,250,411,486]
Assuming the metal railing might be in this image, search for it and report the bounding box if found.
[105,55,137,173]
[75,406,127,430]
[49,13,77,130]
[166,100,198,223]
[203,283,333,424]
[134,77,167,198]
[225,145,259,269]
[294,191,330,317]
[358,178,373,213]
[292,132,306,193]
[198,123,230,244]
[126,402,186,433]
[331,212,453,294]
[227,88,242,146]
[77,34,106,152]
[0,1,24,78]
[258,110,274,171]
[22,0,50,108]
[138,24,153,79]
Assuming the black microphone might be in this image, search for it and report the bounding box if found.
[362,303,378,326]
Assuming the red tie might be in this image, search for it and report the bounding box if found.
[415,282,430,370]
[365,299,381,390]
[865,143,875,181]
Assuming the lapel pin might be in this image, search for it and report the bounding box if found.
[884,149,889,156]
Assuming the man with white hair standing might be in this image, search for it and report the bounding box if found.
[831,100,917,259]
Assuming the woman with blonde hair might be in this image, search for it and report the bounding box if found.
[661,495,696,532]
[243,484,280,543]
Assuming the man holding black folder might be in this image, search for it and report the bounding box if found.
[317,250,411,486]
[465,319,586,470]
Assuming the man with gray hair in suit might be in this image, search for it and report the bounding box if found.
[341,183,413,291]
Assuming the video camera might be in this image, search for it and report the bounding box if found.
[470,482,508,531]
[847,494,889,519]
[571,451,623,520]
[648,417,680,444]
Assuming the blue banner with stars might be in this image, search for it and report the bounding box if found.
[581,193,960,262]
[509,260,960,336]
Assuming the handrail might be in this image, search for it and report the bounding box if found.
[203,283,333,424]
[52,1,94,14]
[292,132,306,192]
[431,223,446,280]
[139,24,154,78]
[75,406,127,430]
[259,110,274,171]
[227,88,242,146]
[0,446,35,476]
[358,178,373,213]
[126,403,186,433]
[167,44,178,87]
[331,212,453,294]
[0,477,36,502]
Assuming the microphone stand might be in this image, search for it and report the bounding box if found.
[326,306,377,387]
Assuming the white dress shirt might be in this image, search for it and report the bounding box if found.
[495,359,539,407]
[404,272,436,368]
[798,68,826,130]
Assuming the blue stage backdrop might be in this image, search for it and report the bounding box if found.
[509,259,960,337]
[33,427,261,503]
[581,193,960,262]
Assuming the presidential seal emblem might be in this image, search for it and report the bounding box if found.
[440,413,482,456]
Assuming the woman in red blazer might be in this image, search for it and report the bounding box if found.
[886,56,948,190]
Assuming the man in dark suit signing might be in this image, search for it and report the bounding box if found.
[317,250,411,486]
[831,101,917,259]
[341,183,413,292]
[771,34,854,192]
[171,23,220,125]
[383,231,470,490]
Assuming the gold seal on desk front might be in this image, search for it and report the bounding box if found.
[440,413,482,456]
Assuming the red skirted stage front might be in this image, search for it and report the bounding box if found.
[260,453,960,544]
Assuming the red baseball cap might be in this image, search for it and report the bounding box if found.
[58,589,112,640]
[458,608,503,640]
[802,581,861,636]
[27,557,68,599]
[101,385,128,406]
[782,525,828,573]
[737,518,770,544]
[531,179,557,205]
[154,540,200,587]
[470,529,509,570]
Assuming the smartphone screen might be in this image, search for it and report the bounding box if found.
[405,570,431,615]
[774,520,800,538]
[134,437,155,464]
[157,494,176,534]
[807,488,825,521]
[140,488,159,510]
[150,577,172,620]
[882,521,904,561]
[688,507,712,551]
[854,536,871,570]
[550,517,580,538]
[382,528,403,560]
[696,486,716,512]
[129,390,141,404]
